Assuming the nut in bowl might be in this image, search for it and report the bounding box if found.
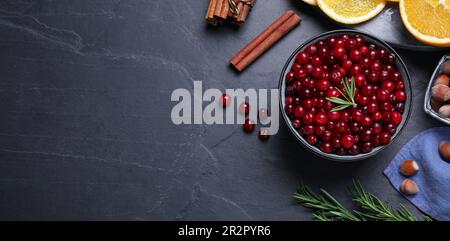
[424,55,450,125]
[279,30,412,162]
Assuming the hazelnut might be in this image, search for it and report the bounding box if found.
[435,74,450,86]
[432,84,450,102]
[399,160,419,176]
[400,179,420,195]
[438,105,450,118]
[439,141,450,162]
[431,98,443,112]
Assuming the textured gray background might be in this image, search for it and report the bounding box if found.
[0,0,447,220]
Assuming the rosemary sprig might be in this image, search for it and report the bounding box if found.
[293,180,433,221]
[326,77,356,112]
[293,184,361,221]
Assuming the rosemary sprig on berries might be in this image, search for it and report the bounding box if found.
[326,77,356,112]
[293,180,432,221]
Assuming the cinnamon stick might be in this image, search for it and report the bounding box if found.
[214,0,229,20]
[205,0,219,26]
[230,10,301,72]
[235,0,255,25]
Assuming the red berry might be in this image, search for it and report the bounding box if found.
[302,125,315,135]
[360,142,374,153]
[317,79,331,91]
[342,135,356,149]
[320,142,333,153]
[314,112,328,125]
[239,102,250,115]
[307,135,318,145]
[348,145,360,155]
[382,81,395,93]
[328,111,340,122]
[349,49,362,62]
[220,93,231,107]
[259,129,270,141]
[312,66,325,79]
[379,132,392,145]
[360,46,369,55]
[372,112,382,122]
[354,74,366,87]
[314,125,326,136]
[303,113,314,125]
[342,59,353,71]
[296,51,309,64]
[391,111,403,126]
[395,91,406,102]
[340,110,351,122]
[243,119,256,133]
[327,88,340,98]
[306,45,318,56]
[293,106,306,118]
[372,122,383,134]
[292,119,301,129]
[322,130,333,142]
[311,56,323,66]
[376,89,390,102]
[352,109,364,123]
[361,116,373,128]
[333,47,346,58]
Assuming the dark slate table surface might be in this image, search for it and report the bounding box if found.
[0,0,447,220]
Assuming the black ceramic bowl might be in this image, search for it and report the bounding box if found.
[279,30,413,162]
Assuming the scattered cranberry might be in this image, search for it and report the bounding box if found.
[243,119,256,133]
[259,129,270,141]
[239,102,250,115]
[220,93,231,107]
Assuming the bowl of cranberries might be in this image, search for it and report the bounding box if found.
[280,30,412,162]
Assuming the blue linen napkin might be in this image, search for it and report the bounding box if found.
[384,127,450,221]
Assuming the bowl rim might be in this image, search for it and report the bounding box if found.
[278,29,413,162]
[423,54,450,125]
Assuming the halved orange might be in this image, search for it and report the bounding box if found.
[317,0,387,24]
[399,0,450,47]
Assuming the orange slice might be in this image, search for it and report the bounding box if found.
[317,0,387,24]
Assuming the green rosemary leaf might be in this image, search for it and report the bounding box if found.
[326,97,353,105]
[349,77,355,102]
[330,104,351,112]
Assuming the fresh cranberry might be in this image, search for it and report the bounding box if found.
[340,110,351,122]
[303,113,314,125]
[381,81,395,93]
[382,111,392,123]
[314,112,328,125]
[220,93,231,107]
[317,79,331,91]
[367,102,378,113]
[350,122,361,133]
[335,39,345,48]
[395,102,405,113]
[302,125,314,135]
[243,119,256,133]
[372,122,383,134]
[336,147,347,155]
[342,135,356,149]
[292,119,301,129]
[354,74,366,87]
[294,67,308,80]
[307,135,318,145]
[379,70,390,82]
[384,123,397,135]
[352,109,364,123]
[333,47,346,58]
[385,53,396,65]
[355,35,364,47]
[378,49,388,60]
[303,99,315,109]
[348,145,360,155]
[395,91,406,102]
[367,71,379,83]
[368,50,378,60]
[396,81,405,90]
[259,129,270,141]
[356,94,370,106]
[351,64,362,76]
[239,102,250,115]
[391,111,403,126]
[322,130,333,142]
[349,49,362,62]
[360,57,371,69]
[345,39,356,50]
[311,56,322,66]
[360,142,374,153]
[293,106,306,118]
[285,104,294,115]
[306,45,318,56]
[331,138,342,148]
[392,71,401,82]
[342,59,353,71]
[330,70,343,83]
[370,61,382,72]
[328,111,340,122]
[296,52,309,64]
[327,89,340,98]
[336,121,348,134]
[376,89,390,102]
[285,71,295,83]
[312,66,325,79]
[361,116,373,128]
[326,121,336,131]
[320,142,333,153]
[327,37,337,48]
[360,46,369,55]
[372,112,382,122]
